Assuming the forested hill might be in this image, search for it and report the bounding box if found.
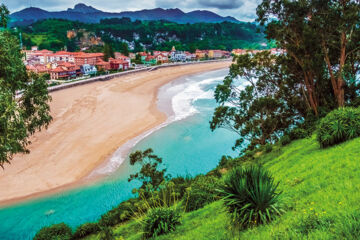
[18,18,268,52]
[10,3,239,26]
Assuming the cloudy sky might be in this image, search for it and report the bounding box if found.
[3,0,261,22]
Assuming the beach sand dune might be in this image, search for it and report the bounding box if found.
[0,61,230,206]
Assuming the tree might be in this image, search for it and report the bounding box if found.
[103,43,114,61]
[128,148,169,192]
[211,52,296,151]
[65,38,77,52]
[257,0,360,112]
[0,4,9,28]
[312,0,360,107]
[120,42,129,57]
[0,6,52,168]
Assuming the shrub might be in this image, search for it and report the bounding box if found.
[264,144,273,153]
[219,165,283,229]
[142,207,181,239]
[72,222,100,239]
[98,198,137,227]
[289,127,308,140]
[99,226,116,240]
[184,175,223,212]
[280,135,291,146]
[34,223,72,240]
[317,107,360,148]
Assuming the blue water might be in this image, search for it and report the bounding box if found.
[0,68,239,239]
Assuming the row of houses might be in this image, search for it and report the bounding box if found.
[138,47,231,65]
[25,46,284,80]
[24,46,131,80]
[231,48,286,56]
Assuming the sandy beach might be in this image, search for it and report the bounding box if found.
[0,61,230,206]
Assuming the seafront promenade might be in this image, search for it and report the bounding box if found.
[48,59,231,93]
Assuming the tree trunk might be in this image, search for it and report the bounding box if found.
[303,71,319,116]
[337,31,347,107]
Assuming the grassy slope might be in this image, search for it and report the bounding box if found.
[84,136,360,239]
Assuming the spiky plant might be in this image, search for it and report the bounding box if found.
[142,207,181,239]
[219,165,283,229]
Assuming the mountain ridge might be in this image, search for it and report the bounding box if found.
[10,3,240,26]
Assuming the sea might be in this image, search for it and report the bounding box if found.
[0,68,243,239]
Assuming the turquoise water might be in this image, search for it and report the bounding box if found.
[0,69,239,239]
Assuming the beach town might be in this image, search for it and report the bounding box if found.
[23,46,284,83]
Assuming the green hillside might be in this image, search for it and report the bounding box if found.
[16,18,268,52]
[82,135,360,240]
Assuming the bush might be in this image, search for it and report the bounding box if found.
[34,223,72,240]
[264,144,273,153]
[99,226,116,240]
[142,207,181,239]
[289,127,308,140]
[98,198,137,227]
[184,175,223,212]
[280,135,291,146]
[72,222,100,239]
[219,165,283,229]
[317,107,360,148]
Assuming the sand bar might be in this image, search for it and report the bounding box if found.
[0,61,230,206]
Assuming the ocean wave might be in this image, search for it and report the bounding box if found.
[172,76,223,121]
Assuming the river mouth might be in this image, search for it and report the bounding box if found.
[0,68,239,240]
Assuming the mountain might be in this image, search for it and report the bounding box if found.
[67,3,102,14]
[10,3,240,26]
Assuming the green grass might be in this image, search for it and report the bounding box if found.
[30,35,48,46]
[83,136,360,239]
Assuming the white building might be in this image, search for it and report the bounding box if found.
[170,51,187,62]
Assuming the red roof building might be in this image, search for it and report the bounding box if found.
[109,58,130,70]
[73,52,104,66]
[154,53,169,63]
[26,64,49,74]
[49,62,81,80]
[96,59,111,71]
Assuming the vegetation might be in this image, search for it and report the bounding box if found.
[99,226,115,240]
[142,207,181,239]
[11,0,359,239]
[128,148,170,192]
[0,3,9,28]
[219,165,283,229]
[210,52,299,152]
[257,0,360,110]
[15,18,268,52]
[72,136,360,240]
[211,0,360,152]
[103,43,114,61]
[73,222,101,239]
[33,223,72,240]
[0,5,52,167]
[317,107,360,148]
[184,175,223,212]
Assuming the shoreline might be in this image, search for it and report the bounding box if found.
[0,61,231,208]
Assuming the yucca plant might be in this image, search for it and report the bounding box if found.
[219,165,283,229]
[317,107,360,148]
[142,207,181,239]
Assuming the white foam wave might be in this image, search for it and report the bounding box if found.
[172,76,223,121]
